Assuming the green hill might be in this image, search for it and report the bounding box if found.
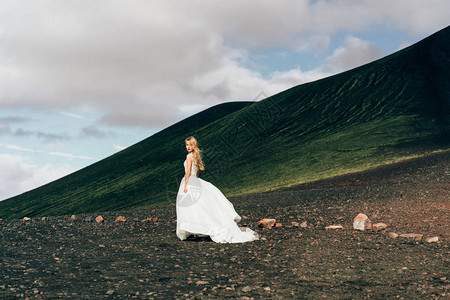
[1,26,449,219]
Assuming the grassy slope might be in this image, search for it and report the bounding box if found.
[0,102,255,218]
[1,27,449,219]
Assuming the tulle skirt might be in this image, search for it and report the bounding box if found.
[176,176,259,243]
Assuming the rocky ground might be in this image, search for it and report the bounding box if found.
[1,151,449,299]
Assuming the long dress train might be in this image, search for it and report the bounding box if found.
[176,153,259,243]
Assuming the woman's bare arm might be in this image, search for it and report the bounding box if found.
[184,156,192,193]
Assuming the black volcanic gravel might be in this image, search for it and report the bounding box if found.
[1,152,449,299]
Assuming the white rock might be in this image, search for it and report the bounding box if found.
[388,232,399,239]
[325,225,343,230]
[426,236,439,243]
[353,213,371,231]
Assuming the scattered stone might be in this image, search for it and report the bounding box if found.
[115,216,126,222]
[388,232,399,239]
[291,222,299,227]
[264,286,271,292]
[23,217,31,221]
[426,236,439,243]
[70,215,77,221]
[353,213,371,231]
[242,286,252,292]
[41,217,48,222]
[106,290,115,295]
[195,281,209,285]
[141,218,152,223]
[300,221,308,228]
[95,216,104,223]
[84,216,93,222]
[325,225,343,230]
[399,233,423,241]
[153,217,159,223]
[372,223,387,232]
[275,223,282,228]
[257,219,276,228]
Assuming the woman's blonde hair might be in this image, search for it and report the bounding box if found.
[185,136,205,170]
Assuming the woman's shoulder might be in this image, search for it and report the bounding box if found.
[186,153,193,159]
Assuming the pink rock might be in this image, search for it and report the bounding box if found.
[372,223,388,232]
[95,216,104,223]
[275,223,282,228]
[153,217,159,223]
[257,219,276,228]
[325,225,343,230]
[353,213,372,231]
[115,216,126,222]
[291,222,300,227]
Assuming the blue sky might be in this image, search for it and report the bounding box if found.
[0,0,449,200]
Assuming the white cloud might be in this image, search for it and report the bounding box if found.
[324,36,385,72]
[0,0,448,129]
[48,151,97,161]
[56,111,85,119]
[113,144,126,151]
[0,143,44,153]
[81,125,115,139]
[0,154,74,200]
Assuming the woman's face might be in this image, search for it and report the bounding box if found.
[185,141,193,153]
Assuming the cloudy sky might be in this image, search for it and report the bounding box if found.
[0,0,449,201]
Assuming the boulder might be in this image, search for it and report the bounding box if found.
[300,221,308,228]
[95,216,104,223]
[291,222,299,227]
[353,213,372,231]
[70,215,77,221]
[257,219,276,228]
[372,223,388,232]
[274,223,282,228]
[23,217,31,221]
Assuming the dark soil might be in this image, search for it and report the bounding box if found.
[1,152,449,299]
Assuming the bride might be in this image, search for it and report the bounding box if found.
[176,136,259,243]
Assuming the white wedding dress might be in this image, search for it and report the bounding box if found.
[176,153,259,243]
